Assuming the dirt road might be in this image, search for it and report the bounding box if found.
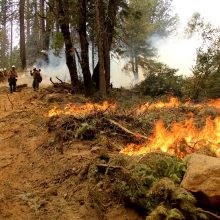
[0,86,92,219]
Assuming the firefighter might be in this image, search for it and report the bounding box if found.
[3,68,8,77]
[31,67,42,91]
[8,65,18,93]
[0,68,4,83]
[3,68,8,82]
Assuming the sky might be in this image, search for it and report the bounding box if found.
[156,0,220,76]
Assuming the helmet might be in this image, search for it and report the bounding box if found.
[4,68,6,70]
[12,65,15,68]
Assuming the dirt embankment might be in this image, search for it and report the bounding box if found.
[0,86,139,220]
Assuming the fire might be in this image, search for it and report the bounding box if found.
[48,101,115,118]
[206,98,220,110]
[135,97,180,115]
[135,97,220,115]
[121,116,220,158]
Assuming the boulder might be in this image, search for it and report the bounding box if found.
[181,154,220,208]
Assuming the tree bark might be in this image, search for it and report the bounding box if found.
[92,0,121,91]
[26,0,30,39]
[103,0,120,89]
[95,0,106,97]
[19,0,26,69]
[78,0,94,97]
[40,0,46,49]
[134,55,139,82]
[44,0,54,50]
[0,0,8,68]
[57,0,79,89]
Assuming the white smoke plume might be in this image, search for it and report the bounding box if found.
[30,49,139,88]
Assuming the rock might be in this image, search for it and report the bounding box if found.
[181,154,220,208]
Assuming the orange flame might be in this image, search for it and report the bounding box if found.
[135,97,220,115]
[135,97,180,115]
[121,116,220,158]
[48,101,115,118]
[206,98,220,110]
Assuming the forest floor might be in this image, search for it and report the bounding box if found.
[0,84,141,220]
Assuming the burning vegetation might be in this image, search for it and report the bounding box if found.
[48,96,220,159]
[134,97,220,115]
[48,101,116,118]
[121,116,220,158]
[44,92,220,219]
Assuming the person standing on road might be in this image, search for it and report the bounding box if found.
[31,67,42,91]
[8,65,18,93]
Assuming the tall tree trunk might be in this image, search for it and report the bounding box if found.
[44,1,53,50]
[10,9,13,67]
[26,0,30,39]
[1,0,8,68]
[95,0,106,97]
[78,0,94,97]
[19,0,26,69]
[93,0,121,91]
[57,0,79,89]
[103,0,120,89]
[40,0,46,50]
[33,0,40,52]
[134,55,139,82]
[131,56,135,76]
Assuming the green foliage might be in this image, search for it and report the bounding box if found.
[0,29,10,68]
[166,208,185,220]
[184,14,220,100]
[136,62,183,97]
[51,32,64,52]
[89,153,207,219]
[118,0,178,80]
[75,122,96,140]
[11,46,21,68]
[121,0,178,56]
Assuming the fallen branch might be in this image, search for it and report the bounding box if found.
[197,208,220,219]
[49,77,72,91]
[97,164,123,175]
[105,118,149,140]
[50,77,55,85]
[56,76,64,83]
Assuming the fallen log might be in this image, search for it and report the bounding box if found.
[104,118,149,140]
[49,77,72,92]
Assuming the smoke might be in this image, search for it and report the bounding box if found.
[155,0,220,76]
[31,49,141,88]
[25,32,201,89]
[33,49,70,85]
[151,34,202,76]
